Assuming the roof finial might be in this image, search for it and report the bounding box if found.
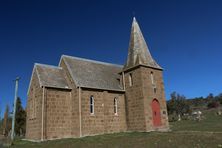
[133,11,136,21]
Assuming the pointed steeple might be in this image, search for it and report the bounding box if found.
[124,17,162,70]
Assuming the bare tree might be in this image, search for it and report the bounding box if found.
[2,105,10,136]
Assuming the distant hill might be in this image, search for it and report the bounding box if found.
[186,93,222,110]
[167,92,222,117]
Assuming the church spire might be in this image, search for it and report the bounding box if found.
[124,17,162,70]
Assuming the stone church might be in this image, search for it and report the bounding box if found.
[26,17,169,141]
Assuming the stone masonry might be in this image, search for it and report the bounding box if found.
[25,17,169,141]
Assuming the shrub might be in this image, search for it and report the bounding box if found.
[168,114,179,122]
[207,101,220,109]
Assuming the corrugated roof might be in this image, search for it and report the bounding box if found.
[35,63,70,89]
[61,55,124,91]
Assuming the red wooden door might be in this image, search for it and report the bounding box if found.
[152,99,162,127]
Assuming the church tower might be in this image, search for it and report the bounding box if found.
[123,17,169,131]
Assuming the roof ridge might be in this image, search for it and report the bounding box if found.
[35,63,63,69]
[61,55,123,68]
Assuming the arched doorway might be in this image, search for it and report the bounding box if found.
[151,99,161,127]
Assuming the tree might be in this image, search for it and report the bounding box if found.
[167,92,191,116]
[2,105,11,136]
[215,93,222,105]
[207,101,220,109]
[206,93,214,101]
[205,93,221,109]
[0,118,3,135]
[0,104,1,133]
[15,97,26,136]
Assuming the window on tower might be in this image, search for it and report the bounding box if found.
[150,71,154,85]
[129,73,133,86]
[151,71,157,93]
[154,87,157,93]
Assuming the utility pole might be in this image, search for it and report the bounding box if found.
[11,77,20,140]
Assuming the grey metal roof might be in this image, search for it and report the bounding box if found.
[60,55,124,91]
[35,63,70,89]
[124,17,162,70]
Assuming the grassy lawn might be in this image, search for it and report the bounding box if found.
[171,109,222,132]
[11,132,222,148]
[10,109,222,148]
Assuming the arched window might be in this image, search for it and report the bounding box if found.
[114,97,118,115]
[90,96,94,114]
[129,73,133,86]
[150,72,154,85]
[153,87,157,93]
[151,72,157,93]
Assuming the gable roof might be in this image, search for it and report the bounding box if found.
[27,63,71,94]
[60,55,124,92]
[35,63,70,89]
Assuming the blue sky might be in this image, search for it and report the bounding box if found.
[0,0,222,117]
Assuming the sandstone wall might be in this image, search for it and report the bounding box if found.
[26,71,43,140]
[45,88,72,139]
[59,59,80,137]
[26,61,169,141]
[124,66,169,132]
[124,68,147,131]
[81,89,127,136]
[140,66,169,130]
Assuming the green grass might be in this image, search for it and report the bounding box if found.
[171,109,222,132]
[10,109,222,148]
[11,132,222,148]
